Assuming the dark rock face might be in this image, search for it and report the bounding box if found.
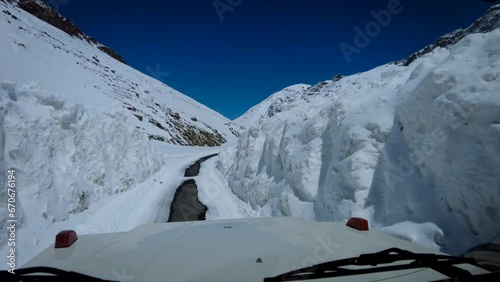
[4,0,236,147]
[267,99,285,118]
[97,46,126,65]
[125,103,229,147]
[303,81,328,96]
[13,0,127,64]
[17,0,83,37]
[332,74,345,82]
[398,5,500,66]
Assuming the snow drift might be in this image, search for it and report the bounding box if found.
[0,80,163,249]
[221,28,500,254]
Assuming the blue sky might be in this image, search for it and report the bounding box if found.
[51,0,494,119]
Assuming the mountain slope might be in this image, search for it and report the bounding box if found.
[218,7,500,255]
[0,0,241,267]
[11,0,126,64]
[236,5,500,129]
[397,4,500,66]
[0,0,240,147]
[234,84,310,128]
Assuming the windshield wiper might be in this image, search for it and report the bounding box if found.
[0,267,119,282]
[264,248,488,281]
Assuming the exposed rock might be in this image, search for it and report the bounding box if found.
[332,73,345,82]
[97,46,126,64]
[303,81,328,96]
[13,0,127,64]
[266,86,307,118]
[3,0,241,148]
[397,5,500,66]
[148,135,165,142]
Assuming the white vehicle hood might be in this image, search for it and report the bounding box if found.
[22,217,487,281]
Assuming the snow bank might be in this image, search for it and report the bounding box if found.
[369,30,500,254]
[197,157,259,220]
[0,80,163,251]
[218,29,500,254]
[380,221,445,251]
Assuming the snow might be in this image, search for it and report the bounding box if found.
[0,78,238,267]
[380,221,445,251]
[234,83,311,127]
[197,158,259,219]
[0,78,247,269]
[370,31,500,254]
[221,29,500,255]
[0,79,158,266]
[1,0,499,270]
[0,0,243,268]
[0,1,239,145]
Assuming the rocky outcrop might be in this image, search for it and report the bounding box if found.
[2,0,239,148]
[12,0,127,64]
[266,86,308,118]
[96,45,126,65]
[398,4,500,66]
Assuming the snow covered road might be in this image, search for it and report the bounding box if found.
[0,140,261,268]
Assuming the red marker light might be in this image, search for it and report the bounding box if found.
[346,217,369,231]
[55,230,78,248]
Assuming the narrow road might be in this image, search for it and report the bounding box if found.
[168,154,218,222]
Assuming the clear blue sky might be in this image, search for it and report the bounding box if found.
[50,0,494,119]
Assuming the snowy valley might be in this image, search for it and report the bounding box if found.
[0,0,499,269]
[221,5,500,255]
[0,0,244,267]
[0,0,240,147]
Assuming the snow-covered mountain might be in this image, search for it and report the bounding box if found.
[221,5,500,255]
[0,0,240,147]
[397,4,500,66]
[0,0,243,266]
[234,83,310,128]
[1,0,499,268]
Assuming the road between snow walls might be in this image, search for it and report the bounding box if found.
[168,154,218,222]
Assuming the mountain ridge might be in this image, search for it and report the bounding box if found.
[236,4,500,127]
[220,6,500,255]
[234,83,310,127]
[1,0,241,146]
[6,0,127,64]
[397,4,500,66]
